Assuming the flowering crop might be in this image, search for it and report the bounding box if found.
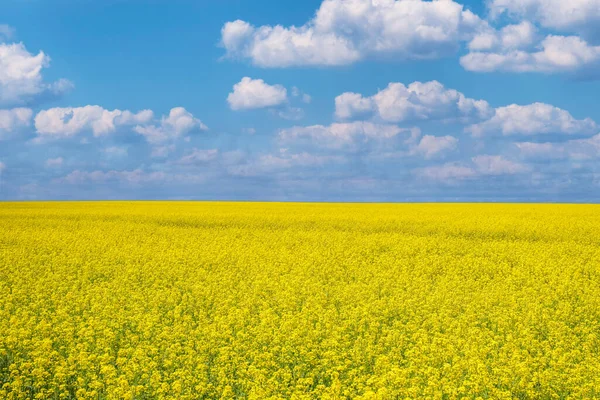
[1,202,600,399]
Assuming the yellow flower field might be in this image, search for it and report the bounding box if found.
[1,202,600,399]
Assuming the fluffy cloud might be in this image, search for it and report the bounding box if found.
[488,0,600,40]
[468,21,538,52]
[461,35,600,73]
[0,107,32,138]
[227,77,288,110]
[35,106,154,139]
[0,43,72,106]
[45,157,64,168]
[134,107,207,144]
[335,81,492,123]
[221,0,485,67]
[279,121,405,149]
[411,135,458,159]
[34,106,206,145]
[467,103,597,137]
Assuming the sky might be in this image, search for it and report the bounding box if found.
[1,0,600,202]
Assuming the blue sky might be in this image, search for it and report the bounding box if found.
[1,0,600,201]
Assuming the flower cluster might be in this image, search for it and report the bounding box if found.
[1,202,599,399]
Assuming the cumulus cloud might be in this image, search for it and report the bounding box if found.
[411,134,458,159]
[461,35,600,73]
[335,81,492,123]
[0,107,32,139]
[488,0,600,40]
[227,77,288,110]
[133,107,207,144]
[34,106,206,147]
[0,43,72,106]
[279,121,405,149]
[467,103,597,137]
[34,106,153,139]
[45,157,64,168]
[220,0,485,67]
[468,21,538,52]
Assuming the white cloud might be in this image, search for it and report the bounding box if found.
[227,77,288,110]
[472,155,529,175]
[279,121,405,149]
[221,0,485,67]
[0,161,5,173]
[178,148,219,165]
[335,81,492,123]
[45,157,64,168]
[34,106,205,145]
[467,103,597,137]
[468,21,538,52]
[489,0,600,40]
[242,127,256,135]
[461,35,600,73]
[34,106,153,139]
[133,107,207,144]
[0,107,32,138]
[0,43,72,106]
[335,92,374,120]
[411,134,458,159]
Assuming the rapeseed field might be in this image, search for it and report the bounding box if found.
[1,202,599,399]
